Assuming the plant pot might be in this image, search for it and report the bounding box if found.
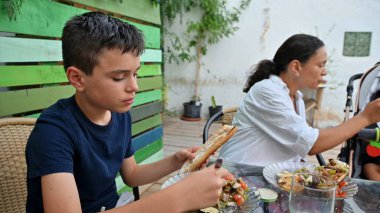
[183,102,202,118]
[208,105,223,119]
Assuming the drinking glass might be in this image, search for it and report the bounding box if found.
[289,172,336,213]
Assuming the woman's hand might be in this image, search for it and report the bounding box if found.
[360,98,380,124]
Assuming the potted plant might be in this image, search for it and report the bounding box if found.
[209,96,222,119]
[162,0,251,120]
[182,95,202,120]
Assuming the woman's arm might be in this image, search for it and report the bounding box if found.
[309,98,380,155]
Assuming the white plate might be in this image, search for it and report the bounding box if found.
[262,161,315,187]
[262,161,358,199]
[161,173,260,212]
[161,173,190,189]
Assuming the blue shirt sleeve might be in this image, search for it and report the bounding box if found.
[26,120,74,178]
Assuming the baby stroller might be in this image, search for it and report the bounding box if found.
[338,62,380,179]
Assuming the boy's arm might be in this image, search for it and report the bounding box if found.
[120,147,198,187]
[119,154,183,187]
[41,173,82,213]
[108,165,228,213]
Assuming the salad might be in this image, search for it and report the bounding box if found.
[217,173,249,209]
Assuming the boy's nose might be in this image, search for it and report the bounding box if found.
[126,78,139,92]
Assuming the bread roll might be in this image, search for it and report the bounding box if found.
[180,125,237,173]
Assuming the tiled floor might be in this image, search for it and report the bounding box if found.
[139,115,342,197]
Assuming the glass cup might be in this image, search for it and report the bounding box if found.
[289,172,336,213]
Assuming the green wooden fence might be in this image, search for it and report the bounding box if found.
[0,0,163,194]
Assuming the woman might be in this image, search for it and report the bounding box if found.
[219,34,380,166]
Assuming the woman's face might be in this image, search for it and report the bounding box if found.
[298,47,327,89]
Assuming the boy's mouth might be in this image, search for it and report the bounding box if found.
[123,98,134,105]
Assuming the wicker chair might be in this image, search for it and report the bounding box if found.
[0,117,36,213]
[202,107,326,166]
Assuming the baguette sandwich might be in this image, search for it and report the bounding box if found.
[180,125,237,173]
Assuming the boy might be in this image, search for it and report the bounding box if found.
[26,12,228,213]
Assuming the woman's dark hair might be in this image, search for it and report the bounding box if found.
[62,12,145,75]
[243,34,324,92]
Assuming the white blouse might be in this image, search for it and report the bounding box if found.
[219,75,319,166]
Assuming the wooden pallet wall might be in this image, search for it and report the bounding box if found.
[0,0,163,194]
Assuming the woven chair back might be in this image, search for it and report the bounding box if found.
[0,118,36,213]
[221,107,238,125]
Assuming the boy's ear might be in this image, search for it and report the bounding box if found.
[66,66,85,91]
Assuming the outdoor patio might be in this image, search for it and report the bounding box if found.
[139,115,342,197]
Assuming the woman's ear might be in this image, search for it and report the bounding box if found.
[289,60,301,79]
[66,66,85,91]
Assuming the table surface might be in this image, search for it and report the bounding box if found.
[217,161,380,213]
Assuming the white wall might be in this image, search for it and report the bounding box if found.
[163,0,380,123]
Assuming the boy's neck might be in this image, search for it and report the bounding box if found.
[74,94,111,126]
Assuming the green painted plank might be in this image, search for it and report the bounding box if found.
[132,126,162,151]
[0,65,66,87]
[134,139,163,163]
[0,0,85,38]
[70,0,161,25]
[116,149,164,194]
[132,114,161,136]
[25,101,163,120]
[133,90,162,107]
[26,114,40,119]
[138,148,164,165]
[0,64,161,87]
[130,102,162,122]
[0,85,74,116]
[0,88,161,116]
[115,175,130,193]
[0,36,162,63]
[0,36,62,62]
[139,64,161,77]
[0,66,162,90]
[140,49,162,62]
[138,76,163,91]
[0,0,160,48]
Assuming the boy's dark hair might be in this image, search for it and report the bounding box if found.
[243,34,324,92]
[62,12,145,75]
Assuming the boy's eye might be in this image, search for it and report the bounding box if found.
[112,77,125,82]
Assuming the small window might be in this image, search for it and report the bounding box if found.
[343,32,371,57]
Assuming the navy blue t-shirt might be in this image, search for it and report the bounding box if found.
[26,96,135,213]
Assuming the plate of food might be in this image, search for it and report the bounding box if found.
[263,159,358,199]
[262,161,316,189]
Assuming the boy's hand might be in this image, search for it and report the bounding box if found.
[174,146,200,165]
[175,165,229,211]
